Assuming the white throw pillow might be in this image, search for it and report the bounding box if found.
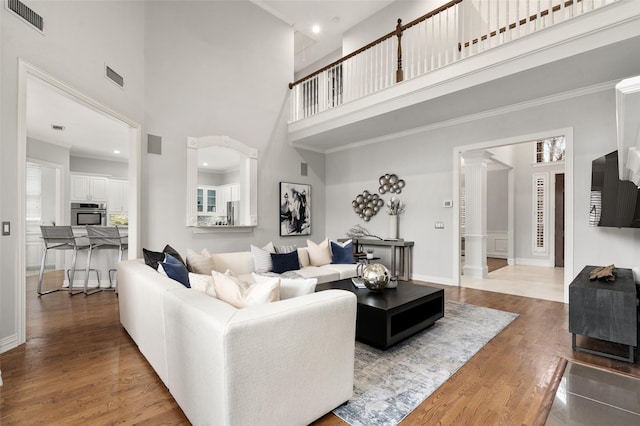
[188,272,217,297]
[186,248,216,275]
[252,273,317,300]
[306,239,332,266]
[213,270,279,308]
[251,243,275,273]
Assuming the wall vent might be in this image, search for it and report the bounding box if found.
[105,65,124,88]
[7,0,44,32]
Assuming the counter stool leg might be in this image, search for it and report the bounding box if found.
[83,246,102,295]
[68,247,83,296]
[36,246,58,295]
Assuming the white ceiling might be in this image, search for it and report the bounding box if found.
[252,0,395,73]
[25,1,397,160]
[198,146,244,173]
[26,76,130,161]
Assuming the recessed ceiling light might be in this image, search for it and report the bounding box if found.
[51,124,65,131]
[312,24,321,34]
[113,149,121,154]
[203,162,208,166]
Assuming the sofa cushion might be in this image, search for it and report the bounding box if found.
[271,251,300,274]
[186,248,216,275]
[322,264,359,280]
[330,240,355,264]
[211,251,255,276]
[143,248,166,270]
[188,272,216,297]
[297,247,310,267]
[143,245,185,269]
[163,244,186,266]
[307,239,332,266]
[251,244,275,273]
[252,272,317,300]
[160,254,190,288]
[275,244,297,254]
[213,270,279,308]
[296,266,340,284]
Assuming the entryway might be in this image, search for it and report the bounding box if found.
[453,129,573,304]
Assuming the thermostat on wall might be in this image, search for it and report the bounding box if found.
[443,200,453,208]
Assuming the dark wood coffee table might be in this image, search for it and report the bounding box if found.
[317,279,444,349]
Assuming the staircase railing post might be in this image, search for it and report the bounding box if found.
[396,18,404,83]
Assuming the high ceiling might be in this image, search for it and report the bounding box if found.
[26,1,398,161]
[26,76,130,161]
[252,0,395,72]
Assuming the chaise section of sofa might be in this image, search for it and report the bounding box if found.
[118,258,357,425]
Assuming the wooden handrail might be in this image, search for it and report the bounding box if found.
[288,28,398,89]
[288,0,463,89]
[457,0,583,51]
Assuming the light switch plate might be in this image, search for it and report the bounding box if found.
[443,200,453,208]
[2,222,9,236]
[435,222,445,229]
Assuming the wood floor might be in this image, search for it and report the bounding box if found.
[2,272,639,425]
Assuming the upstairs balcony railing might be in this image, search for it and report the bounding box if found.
[289,0,618,122]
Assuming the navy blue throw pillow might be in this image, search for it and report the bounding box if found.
[270,251,300,274]
[162,254,191,288]
[331,241,355,264]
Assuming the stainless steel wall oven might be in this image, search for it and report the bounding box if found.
[71,203,107,226]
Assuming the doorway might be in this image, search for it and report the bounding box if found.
[555,173,565,267]
[16,60,141,345]
[453,128,573,304]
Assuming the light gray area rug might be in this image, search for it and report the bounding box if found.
[333,301,518,426]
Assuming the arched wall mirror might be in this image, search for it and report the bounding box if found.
[186,135,257,228]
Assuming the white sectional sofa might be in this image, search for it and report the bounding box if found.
[212,246,359,284]
[118,259,357,425]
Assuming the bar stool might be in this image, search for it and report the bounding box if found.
[38,226,99,296]
[85,226,128,294]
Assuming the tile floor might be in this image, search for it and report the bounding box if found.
[461,264,565,303]
[546,361,640,425]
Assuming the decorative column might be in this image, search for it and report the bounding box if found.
[462,151,492,279]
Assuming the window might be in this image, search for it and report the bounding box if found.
[533,173,548,254]
[26,162,42,222]
[536,136,565,163]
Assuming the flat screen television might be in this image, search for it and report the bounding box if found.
[590,150,640,228]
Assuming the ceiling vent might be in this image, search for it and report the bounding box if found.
[6,0,44,32]
[105,65,124,88]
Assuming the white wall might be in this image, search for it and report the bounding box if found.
[1,0,145,349]
[343,0,446,55]
[70,156,128,179]
[142,1,324,256]
[487,169,508,234]
[326,89,640,284]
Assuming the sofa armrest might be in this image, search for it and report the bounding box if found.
[163,289,356,426]
[117,259,184,384]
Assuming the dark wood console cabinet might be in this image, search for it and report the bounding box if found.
[569,266,638,363]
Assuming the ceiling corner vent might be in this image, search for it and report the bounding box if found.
[7,0,44,32]
[105,65,124,88]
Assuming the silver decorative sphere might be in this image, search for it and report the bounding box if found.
[362,263,390,291]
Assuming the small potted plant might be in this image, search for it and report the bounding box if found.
[365,248,375,260]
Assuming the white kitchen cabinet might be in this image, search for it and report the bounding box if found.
[71,174,108,202]
[108,179,128,213]
[197,186,218,215]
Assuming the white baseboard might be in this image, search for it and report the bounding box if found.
[0,333,19,355]
[410,273,454,286]
[515,257,554,267]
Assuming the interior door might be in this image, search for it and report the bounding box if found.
[554,173,565,267]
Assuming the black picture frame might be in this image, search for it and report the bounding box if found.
[279,182,311,236]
